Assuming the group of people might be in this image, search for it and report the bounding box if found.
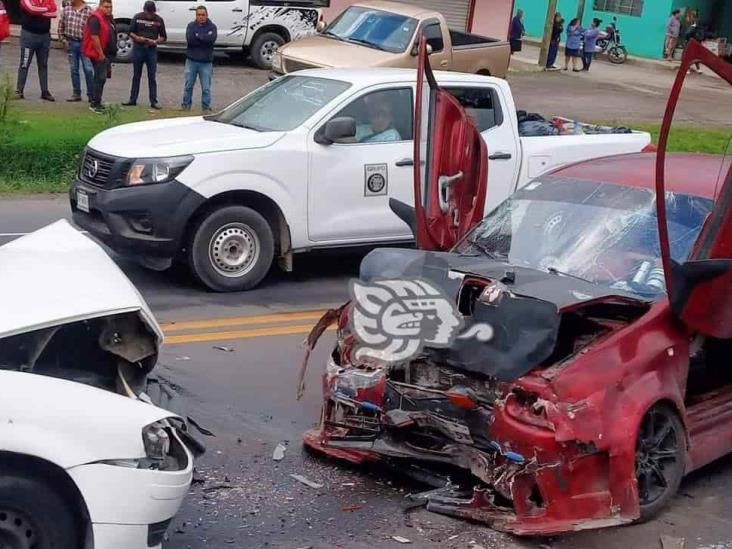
[665,8,702,72]
[0,0,217,113]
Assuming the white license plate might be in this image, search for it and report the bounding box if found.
[77,190,90,213]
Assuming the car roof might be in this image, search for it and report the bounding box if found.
[552,152,731,199]
[293,67,499,87]
[351,0,436,18]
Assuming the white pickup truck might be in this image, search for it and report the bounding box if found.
[69,68,651,292]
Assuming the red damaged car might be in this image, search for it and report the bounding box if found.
[300,41,732,534]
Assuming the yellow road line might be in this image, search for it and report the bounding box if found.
[164,324,336,345]
[161,309,328,333]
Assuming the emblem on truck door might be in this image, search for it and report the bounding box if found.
[364,164,388,196]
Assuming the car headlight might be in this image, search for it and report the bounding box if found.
[271,51,283,72]
[126,155,193,186]
[142,421,171,460]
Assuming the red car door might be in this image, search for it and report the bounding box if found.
[656,40,732,338]
[412,37,488,252]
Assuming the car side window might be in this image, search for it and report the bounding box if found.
[422,21,444,53]
[445,87,503,132]
[330,88,413,144]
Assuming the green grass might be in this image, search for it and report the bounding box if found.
[0,104,730,193]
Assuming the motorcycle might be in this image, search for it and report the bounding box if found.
[596,16,628,64]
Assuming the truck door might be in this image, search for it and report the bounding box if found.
[418,19,451,70]
[656,40,732,338]
[155,0,198,43]
[413,37,488,251]
[201,0,243,46]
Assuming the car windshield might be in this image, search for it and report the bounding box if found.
[324,6,419,53]
[455,177,713,298]
[208,76,351,132]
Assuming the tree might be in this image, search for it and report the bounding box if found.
[538,0,558,67]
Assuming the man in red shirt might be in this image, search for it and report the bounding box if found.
[82,0,116,113]
[15,0,58,101]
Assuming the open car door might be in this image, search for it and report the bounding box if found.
[656,40,732,338]
[411,36,488,251]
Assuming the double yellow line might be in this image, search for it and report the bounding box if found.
[160,308,333,345]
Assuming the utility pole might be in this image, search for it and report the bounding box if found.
[576,0,586,24]
[538,0,558,68]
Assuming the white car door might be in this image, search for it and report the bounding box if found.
[444,85,520,215]
[155,0,198,43]
[307,86,416,243]
[201,0,243,46]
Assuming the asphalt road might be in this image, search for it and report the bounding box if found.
[4,198,732,549]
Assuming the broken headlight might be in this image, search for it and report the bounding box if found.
[143,421,171,460]
[126,156,193,186]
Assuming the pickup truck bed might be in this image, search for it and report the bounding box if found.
[450,30,504,48]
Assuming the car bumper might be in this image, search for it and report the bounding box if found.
[67,431,193,549]
[69,178,205,261]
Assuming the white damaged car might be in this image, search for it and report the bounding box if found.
[0,220,198,549]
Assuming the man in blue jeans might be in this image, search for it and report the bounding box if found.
[58,0,93,102]
[123,0,166,109]
[181,5,216,113]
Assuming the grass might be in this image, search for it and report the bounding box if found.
[0,101,730,193]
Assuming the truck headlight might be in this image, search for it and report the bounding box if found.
[142,421,171,460]
[126,156,193,186]
[271,51,283,72]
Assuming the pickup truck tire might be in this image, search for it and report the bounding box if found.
[189,205,274,292]
[250,32,285,70]
[114,22,134,63]
[0,475,79,549]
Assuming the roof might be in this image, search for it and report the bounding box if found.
[351,0,436,19]
[296,67,500,88]
[0,220,162,341]
[552,152,731,199]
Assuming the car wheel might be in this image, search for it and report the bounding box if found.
[115,23,133,63]
[189,205,274,292]
[635,403,686,521]
[250,32,285,69]
[0,475,79,549]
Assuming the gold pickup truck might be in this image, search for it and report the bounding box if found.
[271,0,511,79]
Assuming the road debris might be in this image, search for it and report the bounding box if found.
[272,442,287,461]
[341,504,363,512]
[213,345,234,352]
[391,535,412,544]
[660,536,686,549]
[290,474,324,489]
[175,355,191,361]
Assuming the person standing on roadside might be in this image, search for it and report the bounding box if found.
[0,1,10,57]
[82,0,116,113]
[582,18,603,71]
[509,9,525,55]
[181,6,216,113]
[664,9,681,60]
[546,12,563,69]
[15,0,58,101]
[122,0,165,109]
[58,0,94,102]
[563,18,583,72]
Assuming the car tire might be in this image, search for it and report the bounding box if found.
[250,32,285,69]
[115,22,134,63]
[0,475,79,549]
[635,403,686,522]
[188,205,274,292]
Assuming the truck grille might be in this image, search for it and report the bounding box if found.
[80,149,129,188]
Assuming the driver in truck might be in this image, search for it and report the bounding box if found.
[356,92,401,143]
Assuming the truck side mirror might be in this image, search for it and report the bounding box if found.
[411,42,433,56]
[314,117,357,145]
[317,20,327,32]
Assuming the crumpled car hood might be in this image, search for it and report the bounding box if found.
[0,219,162,342]
[87,117,285,158]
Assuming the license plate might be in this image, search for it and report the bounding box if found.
[77,190,89,213]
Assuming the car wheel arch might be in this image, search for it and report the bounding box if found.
[250,25,291,47]
[183,190,292,270]
[0,451,91,545]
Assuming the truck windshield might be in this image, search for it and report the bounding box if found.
[208,76,351,132]
[455,177,712,298]
[324,6,419,53]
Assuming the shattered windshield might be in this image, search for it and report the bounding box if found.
[324,6,418,53]
[455,177,712,298]
[209,76,351,132]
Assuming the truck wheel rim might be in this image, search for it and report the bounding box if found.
[0,509,39,549]
[117,32,133,58]
[260,40,279,63]
[209,223,260,278]
[635,408,682,507]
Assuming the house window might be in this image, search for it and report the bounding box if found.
[593,0,644,17]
